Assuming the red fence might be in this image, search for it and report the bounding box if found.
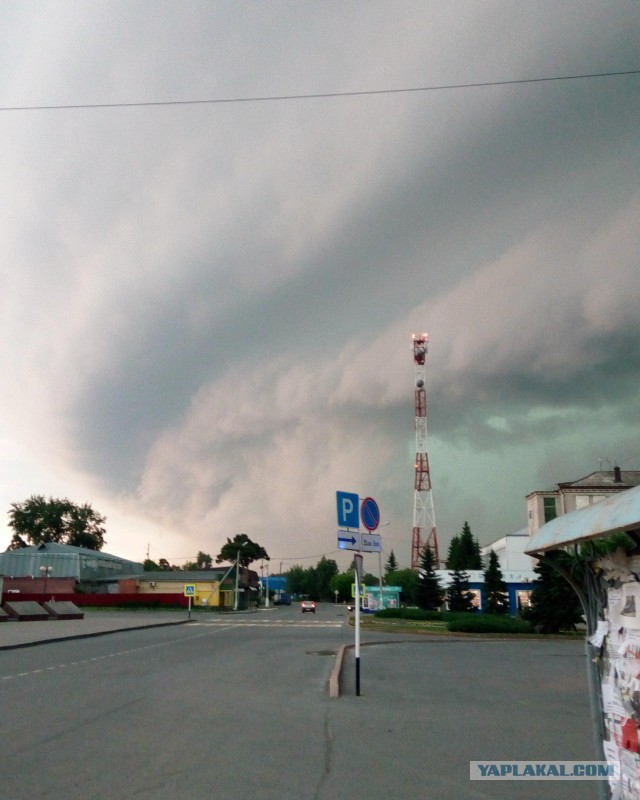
[1,592,190,608]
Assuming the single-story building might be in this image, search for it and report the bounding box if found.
[0,543,259,609]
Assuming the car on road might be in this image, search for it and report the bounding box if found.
[273,593,291,606]
[301,600,316,613]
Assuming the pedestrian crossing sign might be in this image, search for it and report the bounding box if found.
[184,584,196,597]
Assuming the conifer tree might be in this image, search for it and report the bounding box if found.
[459,521,482,569]
[525,552,584,633]
[384,550,398,577]
[446,535,462,569]
[483,550,509,614]
[447,569,475,612]
[447,522,481,570]
[416,545,443,611]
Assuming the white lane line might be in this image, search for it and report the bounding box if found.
[0,622,235,682]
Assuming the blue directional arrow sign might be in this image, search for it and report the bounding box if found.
[338,531,361,551]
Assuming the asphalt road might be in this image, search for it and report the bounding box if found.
[0,603,602,800]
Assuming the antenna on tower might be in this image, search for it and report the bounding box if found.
[411,333,439,569]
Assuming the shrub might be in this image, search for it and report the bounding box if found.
[446,613,533,634]
[374,608,443,621]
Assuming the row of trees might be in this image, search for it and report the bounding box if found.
[144,534,270,572]
[4,498,585,631]
[417,544,509,613]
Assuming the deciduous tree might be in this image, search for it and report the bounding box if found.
[8,495,106,551]
[215,534,269,567]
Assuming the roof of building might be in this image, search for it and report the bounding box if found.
[138,569,229,582]
[558,470,640,489]
[526,469,640,497]
[480,527,529,552]
[0,542,145,578]
[526,485,640,555]
[25,542,140,560]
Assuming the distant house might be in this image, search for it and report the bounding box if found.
[433,569,536,616]
[526,467,640,537]
[0,542,144,590]
[0,543,259,609]
[134,568,259,609]
[480,528,536,571]
[475,467,640,613]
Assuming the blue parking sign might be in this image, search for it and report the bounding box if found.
[337,491,359,528]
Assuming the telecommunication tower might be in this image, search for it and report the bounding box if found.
[411,333,439,569]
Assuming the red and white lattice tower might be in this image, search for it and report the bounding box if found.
[411,333,439,569]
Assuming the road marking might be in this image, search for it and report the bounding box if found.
[0,623,236,682]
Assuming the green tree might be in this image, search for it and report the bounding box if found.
[384,550,398,577]
[285,558,339,601]
[158,558,172,571]
[448,522,481,570]
[196,551,213,569]
[387,568,418,606]
[483,550,509,615]
[143,559,162,571]
[285,565,309,597]
[215,533,269,567]
[446,535,462,569]
[314,556,339,601]
[416,545,444,610]
[460,521,482,569]
[330,571,354,603]
[8,495,106,551]
[447,569,475,612]
[523,551,584,633]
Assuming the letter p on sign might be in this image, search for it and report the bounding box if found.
[337,491,359,528]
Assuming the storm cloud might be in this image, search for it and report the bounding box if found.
[1,1,638,567]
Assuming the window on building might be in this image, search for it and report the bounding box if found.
[517,590,532,610]
[543,496,557,523]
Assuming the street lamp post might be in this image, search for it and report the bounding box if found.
[234,543,248,612]
[378,522,390,611]
[39,564,52,599]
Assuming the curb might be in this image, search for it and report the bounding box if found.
[0,619,191,652]
[329,643,350,698]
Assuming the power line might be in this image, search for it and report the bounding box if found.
[1,69,638,113]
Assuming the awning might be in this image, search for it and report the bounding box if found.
[526,485,640,555]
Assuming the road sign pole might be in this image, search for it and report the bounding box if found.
[188,595,191,620]
[354,552,363,697]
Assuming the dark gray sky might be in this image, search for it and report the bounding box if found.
[1,1,638,568]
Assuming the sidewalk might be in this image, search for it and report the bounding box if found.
[0,610,191,650]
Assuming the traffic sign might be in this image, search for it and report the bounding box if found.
[360,497,380,531]
[360,532,381,553]
[337,491,359,528]
[184,584,196,597]
[338,531,360,551]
